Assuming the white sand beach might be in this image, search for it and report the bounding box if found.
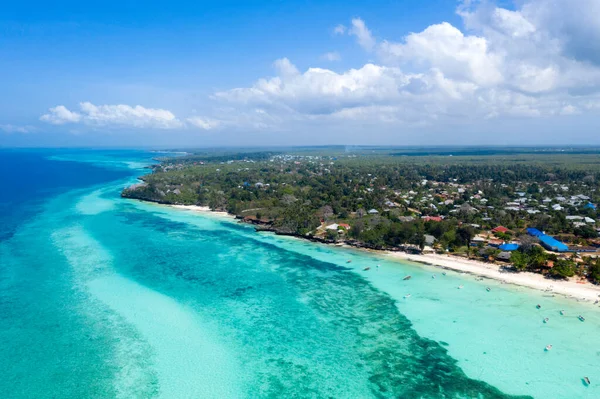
[387,251,600,303]
[169,204,233,217]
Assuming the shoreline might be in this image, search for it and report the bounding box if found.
[160,204,600,304]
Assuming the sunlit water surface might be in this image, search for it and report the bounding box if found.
[1,149,598,399]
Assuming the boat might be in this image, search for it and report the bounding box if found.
[543,318,549,323]
[578,315,585,322]
[403,275,412,281]
[347,260,352,263]
[442,272,446,276]
[458,285,464,289]
[403,294,411,299]
[363,267,371,271]
[545,345,552,351]
[584,377,591,385]
[486,287,491,292]
[560,310,565,316]
[432,274,436,279]
[536,304,541,309]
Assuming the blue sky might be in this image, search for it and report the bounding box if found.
[2,0,600,147]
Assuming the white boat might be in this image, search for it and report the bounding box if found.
[584,376,591,385]
[543,318,549,323]
[486,287,491,292]
[404,294,411,299]
[560,310,565,316]
[578,315,585,322]
[458,285,464,289]
[545,345,552,351]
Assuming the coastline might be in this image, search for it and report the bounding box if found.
[385,251,600,303]
[159,204,600,303]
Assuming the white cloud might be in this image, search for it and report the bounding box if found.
[40,105,81,125]
[40,102,183,129]
[333,24,346,35]
[209,0,600,135]
[349,18,375,51]
[321,51,341,62]
[186,116,221,130]
[34,1,600,142]
[0,124,33,133]
[379,22,503,86]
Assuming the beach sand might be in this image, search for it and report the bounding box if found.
[387,251,600,303]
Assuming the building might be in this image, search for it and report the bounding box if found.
[492,226,509,234]
[539,235,569,252]
[496,252,512,262]
[424,234,436,246]
[499,243,520,251]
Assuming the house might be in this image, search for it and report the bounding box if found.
[499,243,520,251]
[566,216,584,221]
[338,223,351,230]
[424,234,436,246]
[488,239,504,247]
[496,252,512,262]
[367,209,379,215]
[325,223,339,230]
[422,216,443,222]
[584,217,596,224]
[584,203,597,210]
[552,204,563,211]
[492,226,509,234]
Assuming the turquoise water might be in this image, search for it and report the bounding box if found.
[1,150,598,398]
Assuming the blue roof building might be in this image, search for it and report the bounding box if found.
[538,235,569,252]
[584,203,597,210]
[499,243,520,251]
[526,227,569,252]
[526,228,543,237]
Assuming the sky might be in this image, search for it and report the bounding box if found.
[2,0,600,148]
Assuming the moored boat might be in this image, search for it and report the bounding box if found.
[363,266,370,271]
[486,287,491,292]
[545,344,552,351]
[584,376,591,385]
[403,275,412,281]
[404,294,411,299]
[543,318,549,323]
[578,315,585,322]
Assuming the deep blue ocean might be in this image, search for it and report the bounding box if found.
[0,149,598,399]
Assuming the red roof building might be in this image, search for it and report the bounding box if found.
[423,216,443,222]
[492,226,509,234]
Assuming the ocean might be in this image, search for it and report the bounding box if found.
[0,149,598,398]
